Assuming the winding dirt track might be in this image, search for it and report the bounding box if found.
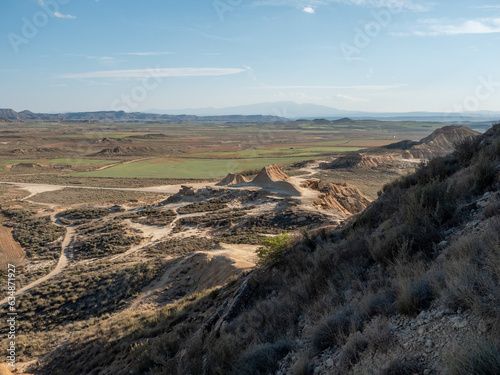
[0,227,75,306]
[0,181,214,195]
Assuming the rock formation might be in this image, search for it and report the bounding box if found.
[94,146,155,155]
[250,165,302,196]
[321,153,400,170]
[216,173,249,186]
[306,180,372,215]
[387,125,479,159]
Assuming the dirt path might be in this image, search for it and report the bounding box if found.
[112,209,213,260]
[0,227,75,306]
[94,156,157,171]
[0,164,318,202]
[19,184,64,200]
[0,180,216,195]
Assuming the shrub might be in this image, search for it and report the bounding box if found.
[358,290,395,319]
[443,221,500,316]
[412,156,460,184]
[312,307,361,353]
[363,317,392,352]
[177,201,228,214]
[394,259,436,316]
[233,340,293,375]
[130,208,176,225]
[256,232,292,265]
[445,339,500,375]
[472,150,497,195]
[396,276,435,316]
[381,358,424,375]
[402,180,456,228]
[339,331,369,368]
[454,136,481,167]
[59,207,110,220]
[7,214,65,258]
[483,198,500,218]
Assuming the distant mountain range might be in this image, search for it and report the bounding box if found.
[1,102,500,123]
[0,109,285,123]
[148,101,500,122]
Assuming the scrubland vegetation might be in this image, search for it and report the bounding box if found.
[1,208,64,259]
[36,124,500,374]
[73,222,142,259]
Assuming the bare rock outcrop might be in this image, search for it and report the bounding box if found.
[321,153,400,170]
[306,180,372,215]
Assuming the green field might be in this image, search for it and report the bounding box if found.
[188,146,364,159]
[57,133,151,139]
[71,156,320,179]
[48,158,120,165]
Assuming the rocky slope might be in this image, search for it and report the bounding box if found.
[386,125,479,159]
[305,180,372,215]
[321,126,480,172]
[320,153,402,170]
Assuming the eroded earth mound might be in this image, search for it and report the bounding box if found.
[216,173,249,186]
[250,165,303,196]
[321,153,400,169]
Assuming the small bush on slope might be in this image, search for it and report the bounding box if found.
[256,232,293,265]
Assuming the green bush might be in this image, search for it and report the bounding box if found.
[255,233,292,265]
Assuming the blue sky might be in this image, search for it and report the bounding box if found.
[1,0,500,113]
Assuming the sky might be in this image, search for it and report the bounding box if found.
[1,0,500,113]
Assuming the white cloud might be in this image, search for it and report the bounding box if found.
[118,52,176,56]
[473,5,500,9]
[87,56,115,61]
[409,17,500,36]
[251,84,406,90]
[252,0,431,12]
[303,6,315,13]
[334,93,367,102]
[58,67,246,79]
[54,11,76,19]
